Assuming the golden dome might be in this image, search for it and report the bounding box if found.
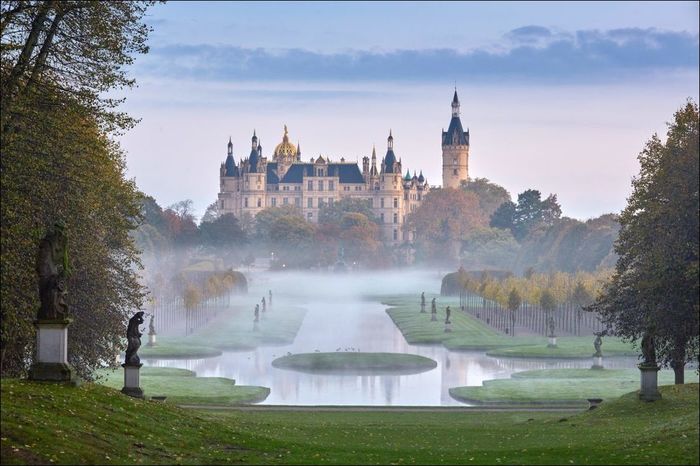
[273,125,298,161]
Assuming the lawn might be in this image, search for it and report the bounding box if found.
[450,368,699,405]
[382,294,639,358]
[271,352,437,374]
[94,367,269,406]
[1,379,698,464]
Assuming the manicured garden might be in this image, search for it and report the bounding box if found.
[383,294,638,358]
[271,352,437,374]
[94,367,270,406]
[135,304,307,359]
[449,368,699,405]
[2,379,698,464]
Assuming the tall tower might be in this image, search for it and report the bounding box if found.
[441,89,470,188]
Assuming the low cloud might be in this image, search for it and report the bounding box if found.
[137,27,698,84]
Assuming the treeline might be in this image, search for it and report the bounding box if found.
[406,178,619,273]
[1,1,155,378]
[441,267,608,307]
[135,197,388,270]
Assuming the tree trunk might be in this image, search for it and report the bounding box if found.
[672,363,685,384]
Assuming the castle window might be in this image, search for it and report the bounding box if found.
[283,186,289,191]
[271,198,277,207]
[283,197,288,205]
[380,213,385,223]
[393,198,398,208]
[393,229,398,240]
[295,198,301,207]
[244,198,248,207]
[380,198,385,208]
[329,181,335,191]
[404,193,408,200]
[318,181,324,191]
[257,198,262,207]
[393,213,398,224]
[453,169,457,175]
[374,182,379,191]
[294,186,300,191]
[307,212,313,220]
[308,181,313,191]
[307,198,313,208]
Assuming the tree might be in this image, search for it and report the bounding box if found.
[199,213,247,266]
[507,288,522,337]
[318,197,378,225]
[490,200,516,230]
[589,101,699,384]
[406,188,488,264]
[461,178,512,219]
[200,201,221,224]
[491,190,562,241]
[2,1,154,135]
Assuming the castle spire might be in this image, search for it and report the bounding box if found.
[452,88,460,117]
[251,130,258,149]
[387,130,393,150]
[227,136,233,156]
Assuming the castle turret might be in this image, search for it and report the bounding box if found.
[224,137,238,176]
[442,89,470,188]
[384,130,398,173]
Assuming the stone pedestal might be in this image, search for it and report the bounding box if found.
[444,323,453,333]
[638,364,661,401]
[431,313,437,322]
[591,355,604,370]
[121,363,144,398]
[547,336,557,347]
[420,305,426,313]
[29,319,78,383]
[147,333,157,347]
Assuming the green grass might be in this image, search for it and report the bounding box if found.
[139,343,223,359]
[382,294,639,357]
[486,337,638,359]
[384,295,502,345]
[450,369,699,405]
[2,379,698,464]
[164,304,307,352]
[93,367,269,406]
[271,352,437,374]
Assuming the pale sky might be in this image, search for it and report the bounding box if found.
[117,1,700,220]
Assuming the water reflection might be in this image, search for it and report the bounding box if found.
[149,270,640,406]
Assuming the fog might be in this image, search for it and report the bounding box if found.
[143,267,641,406]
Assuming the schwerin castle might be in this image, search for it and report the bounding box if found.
[218,90,470,247]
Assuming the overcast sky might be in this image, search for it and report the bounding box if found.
[117,1,699,220]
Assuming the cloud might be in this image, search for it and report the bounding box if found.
[136,27,699,84]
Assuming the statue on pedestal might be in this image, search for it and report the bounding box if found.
[124,311,145,365]
[262,297,266,312]
[641,333,656,366]
[420,292,426,313]
[431,298,437,314]
[445,306,451,324]
[547,316,556,337]
[148,315,156,336]
[36,222,71,320]
[593,333,603,357]
[254,304,260,322]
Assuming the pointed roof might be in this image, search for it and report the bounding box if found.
[452,88,459,105]
[384,130,397,173]
[404,169,412,181]
[418,170,425,183]
[228,136,233,147]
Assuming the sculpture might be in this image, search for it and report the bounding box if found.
[36,222,71,320]
[547,316,556,337]
[262,297,266,312]
[445,306,451,324]
[431,298,437,314]
[641,333,656,365]
[254,304,260,322]
[593,333,603,357]
[420,292,426,312]
[148,315,156,335]
[124,311,145,365]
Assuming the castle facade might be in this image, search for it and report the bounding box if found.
[218,90,470,246]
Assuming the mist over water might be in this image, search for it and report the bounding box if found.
[149,268,638,406]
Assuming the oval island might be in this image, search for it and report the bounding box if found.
[271,352,438,374]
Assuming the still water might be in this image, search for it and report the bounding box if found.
[149,270,637,406]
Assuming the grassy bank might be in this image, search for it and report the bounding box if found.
[94,367,269,406]
[382,294,638,357]
[271,352,437,374]
[2,379,698,464]
[450,369,699,405]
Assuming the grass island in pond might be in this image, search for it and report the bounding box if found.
[271,352,438,374]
